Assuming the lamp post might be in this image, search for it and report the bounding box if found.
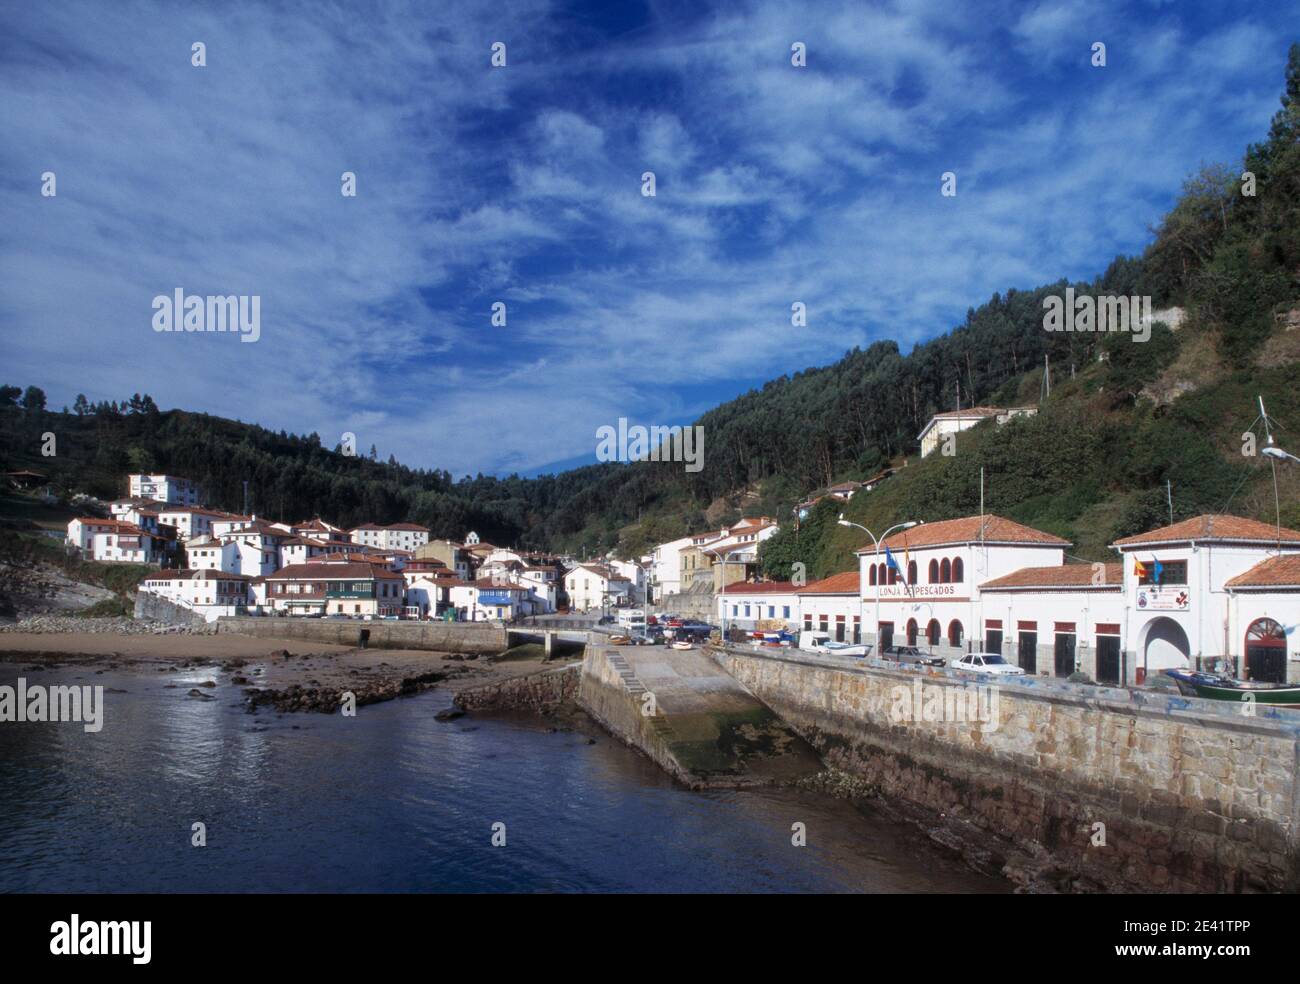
[718,545,750,643]
[837,516,922,652]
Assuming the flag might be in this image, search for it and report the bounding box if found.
[1133,558,1147,580]
[1153,559,1164,586]
[885,546,901,574]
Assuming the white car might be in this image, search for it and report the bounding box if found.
[953,652,1024,676]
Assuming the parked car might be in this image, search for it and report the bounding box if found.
[953,652,1025,676]
[883,645,945,668]
[597,614,616,624]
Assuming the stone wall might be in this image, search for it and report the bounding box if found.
[577,646,690,784]
[215,616,507,652]
[455,664,579,712]
[711,645,1300,893]
[133,591,208,629]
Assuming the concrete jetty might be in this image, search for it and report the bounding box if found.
[577,641,822,789]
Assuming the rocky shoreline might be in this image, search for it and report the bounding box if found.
[0,626,559,716]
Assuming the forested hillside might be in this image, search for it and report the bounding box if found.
[3,44,1298,565]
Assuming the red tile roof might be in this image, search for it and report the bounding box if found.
[796,571,860,595]
[1225,555,1300,589]
[723,581,797,594]
[981,563,1122,590]
[875,515,1069,552]
[1112,514,1300,547]
[267,562,403,581]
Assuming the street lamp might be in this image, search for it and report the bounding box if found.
[837,516,922,652]
[1262,444,1300,465]
[718,545,751,643]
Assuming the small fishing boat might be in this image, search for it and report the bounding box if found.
[1164,669,1300,705]
[670,640,694,651]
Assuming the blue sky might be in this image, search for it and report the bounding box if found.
[1,0,1295,477]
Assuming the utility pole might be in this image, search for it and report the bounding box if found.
[1166,479,1173,526]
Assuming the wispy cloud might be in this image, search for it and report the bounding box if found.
[1,0,1292,476]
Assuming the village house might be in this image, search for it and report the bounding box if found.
[155,506,227,542]
[128,473,201,506]
[648,535,693,603]
[564,563,631,613]
[717,580,800,631]
[415,539,474,581]
[185,535,242,574]
[349,522,430,552]
[88,521,168,564]
[449,579,536,621]
[916,406,1037,458]
[262,561,406,617]
[138,570,251,621]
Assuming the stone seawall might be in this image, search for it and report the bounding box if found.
[455,664,580,712]
[710,645,1300,893]
[215,617,508,653]
[133,591,208,629]
[577,646,689,782]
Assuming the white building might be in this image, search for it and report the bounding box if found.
[448,579,535,621]
[917,406,1037,458]
[128,473,201,505]
[66,517,123,552]
[156,506,226,542]
[89,523,166,564]
[564,564,631,613]
[718,581,801,630]
[649,535,694,603]
[138,570,251,621]
[609,559,647,604]
[350,523,431,552]
[186,536,242,574]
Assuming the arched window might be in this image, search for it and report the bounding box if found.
[889,566,899,584]
[869,565,877,586]
[928,559,939,583]
[940,558,951,583]
[948,619,963,647]
[878,563,887,584]
[907,560,917,584]
[906,618,918,646]
[926,619,940,645]
[952,557,964,583]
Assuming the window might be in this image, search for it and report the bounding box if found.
[767,606,775,618]
[928,559,939,583]
[951,557,963,582]
[819,616,828,633]
[783,606,790,619]
[1136,559,1187,586]
[940,558,951,583]
[907,560,917,584]
[869,566,877,586]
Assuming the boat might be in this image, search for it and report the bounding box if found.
[670,640,694,651]
[1163,668,1300,705]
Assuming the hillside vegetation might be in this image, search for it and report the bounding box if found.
[2,44,1298,569]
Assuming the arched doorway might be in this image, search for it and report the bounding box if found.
[906,618,918,646]
[948,619,963,647]
[1245,618,1287,684]
[1140,617,1191,675]
[926,619,940,646]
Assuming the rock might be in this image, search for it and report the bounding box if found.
[434,708,466,722]
[186,688,216,700]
